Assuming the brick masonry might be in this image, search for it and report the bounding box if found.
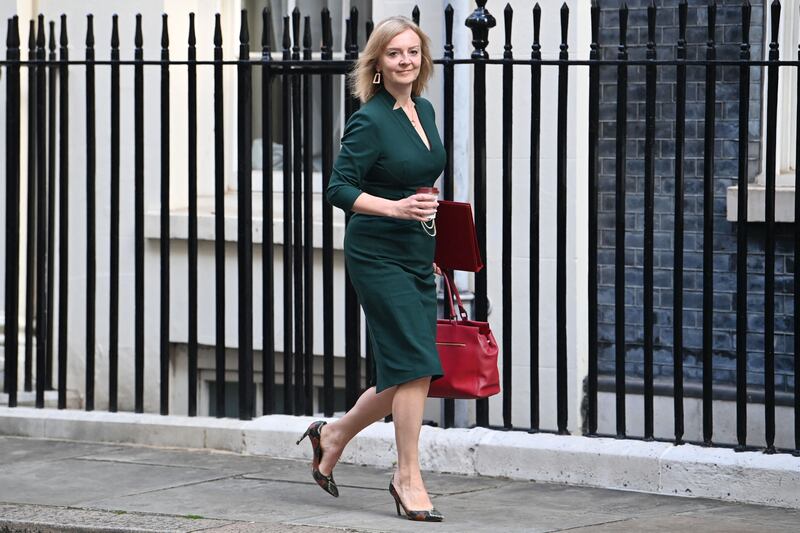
[596,0,795,394]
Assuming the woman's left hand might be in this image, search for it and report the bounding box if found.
[433,263,442,276]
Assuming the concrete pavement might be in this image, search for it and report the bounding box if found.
[0,436,798,532]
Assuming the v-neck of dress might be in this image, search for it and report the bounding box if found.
[378,89,432,153]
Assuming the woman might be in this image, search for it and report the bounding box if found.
[296,16,445,522]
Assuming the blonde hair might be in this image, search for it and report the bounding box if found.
[349,16,434,103]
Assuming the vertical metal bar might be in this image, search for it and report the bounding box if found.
[344,8,362,411]
[555,3,569,435]
[46,21,55,391]
[281,15,294,415]
[586,0,599,436]
[34,15,47,408]
[530,3,542,433]
[763,0,780,453]
[643,1,656,440]
[615,3,628,438]
[501,4,513,430]
[214,14,226,418]
[302,15,314,415]
[320,8,335,417]
[442,3,455,429]
[4,16,21,407]
[702,0,717,446]
[160,14,171,416]
[412,5,420,27]
[159,13,170,415]
[33,16,47,407]
[673,0,687,444]
[238,10,255,420]
[109,15,120,412]
[465,0,494,428]
[261,7,274,416]
[134,14,145,413]
[24,19,36,394]
[736,1,751,451]
[85,15,96,412]
[291,7,304,415]
[795,10,800,457]
[187,13,198,417]
[56,15,69,409]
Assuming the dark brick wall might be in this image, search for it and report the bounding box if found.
[596,0,795,394]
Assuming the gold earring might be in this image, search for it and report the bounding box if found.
[372,71,381,84]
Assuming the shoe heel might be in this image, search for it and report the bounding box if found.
[296,429,309,445]
[394,500,401,516]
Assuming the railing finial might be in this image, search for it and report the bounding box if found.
[110,14,119,49]
[48,20,55,52]
[503,4,513,59]
[533,3,541,55]
[87,14,94,48]
[770,0,781,51]
[560,3,569,52]
[444,4,454,58]
[412,5,420,26]
[188,13,196,47]
[262,7,271,49]
[741,0,751,49]
[240,9,249,46]
[214,13,222,47]
[59,14,67,47]
[134,13,142,49]
[465,0,496,59]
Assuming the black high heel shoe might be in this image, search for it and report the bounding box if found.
[389,481,444,522]
[296,420,339,498]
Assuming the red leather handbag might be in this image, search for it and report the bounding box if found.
[433,201,484,273]
[428,273,500,399]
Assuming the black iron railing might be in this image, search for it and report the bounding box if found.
[2,0,799,456]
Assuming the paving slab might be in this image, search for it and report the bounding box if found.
[0,437,123,466]
[0,456,230,507]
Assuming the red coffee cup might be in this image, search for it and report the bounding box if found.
[416,186,439,196]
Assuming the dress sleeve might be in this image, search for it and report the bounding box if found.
[325,111,380,212]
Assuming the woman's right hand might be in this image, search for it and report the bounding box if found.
[393,194,438,221]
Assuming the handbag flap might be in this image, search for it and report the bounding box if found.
[433,201,484,273]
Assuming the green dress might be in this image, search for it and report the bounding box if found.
[326,88,446,393]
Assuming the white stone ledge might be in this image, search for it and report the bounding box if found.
[144,191,346,249]
[0,407,797,509]
[726,185,796,222]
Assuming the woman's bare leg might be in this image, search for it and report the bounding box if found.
[317,385,396,476]
[391,376,433,510]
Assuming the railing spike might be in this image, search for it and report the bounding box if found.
[742,1,751,47]
[59,14,67,47]
[678,0,687,42]
[134,13,142,48]
[188,13,196,47]
[111,14,119,49]
[303,15,311,49]
[282,15,290,51]
[708,0,717,44]
[770,0,781,48]
[29,19,35,49]
[412,5,420,26]
[560,2,569,51]
[87,14,95,48]
[647,1,656,48]
[48,20,55,51]
[11,15,20,47]
[533,3,541,54]
[214,13,222,47]
[240,9,249,45]
[262,7,271,48]
[590,1,599,46]
[504,4,512,58]
[619,2,628,50]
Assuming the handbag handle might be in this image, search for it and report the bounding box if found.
[441,271,469,321]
